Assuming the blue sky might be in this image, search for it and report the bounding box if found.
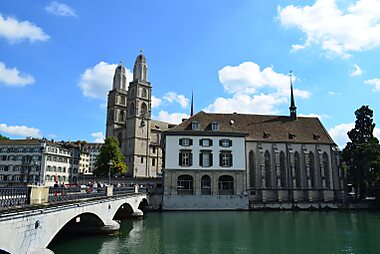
[1,0,380,148]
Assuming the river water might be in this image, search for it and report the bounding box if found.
[50,211,380,254]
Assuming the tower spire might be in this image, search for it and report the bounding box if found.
[289,71,297,120]
[190,90,194,117]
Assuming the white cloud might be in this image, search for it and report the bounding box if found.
[78,61,132,99]
[364,78,380,91]
[156,111,188,124]
[350,64,363,76]
[0,62,35,86]
[0,123,41,137]
[328,91,341,96]
[218,62,310,98]
[205,93,287,114]
[206,61,311,114]
[151,95,162,108]
[45,1,77,17]
[299,113,330,120]
[91,132,104,143]
[0,14,49,43]
[278,0,380,58]
[328,122,380,148]
[163,92,189,108]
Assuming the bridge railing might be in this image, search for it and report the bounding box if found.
[48,186,107,203]
[0,187,30,209]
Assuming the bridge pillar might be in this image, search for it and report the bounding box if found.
[30,248,55,254]
[99,220,120,233]
[29,186,50,205]
[132,208,143,217]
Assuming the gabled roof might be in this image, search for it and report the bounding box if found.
[165,111,336,145]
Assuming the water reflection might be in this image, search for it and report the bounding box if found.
[50,211,380,254]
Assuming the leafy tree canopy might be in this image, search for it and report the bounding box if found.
[342,105,380,198]
[0,134,9,140]
[94,137,127,176]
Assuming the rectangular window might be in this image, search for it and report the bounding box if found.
[179,138,193,147]
[141,156,144,163]
[211,122,219,131]
[179,150,192,167]
[220,152,233,167]
[219,139,232,147]
[199,139,213,147]
[200,152,213,167]
[152,158,156,166]
[191,121,200,130]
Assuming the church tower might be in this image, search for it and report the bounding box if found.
[125,50,152,177]
[106,63,128,153]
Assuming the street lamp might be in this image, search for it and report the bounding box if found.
[107,160,113,186]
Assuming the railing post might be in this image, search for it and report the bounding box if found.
[107,185,113,196]
[29,185,50,205]
[134,184,139,193]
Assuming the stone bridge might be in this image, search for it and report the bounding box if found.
[0,188,147,254]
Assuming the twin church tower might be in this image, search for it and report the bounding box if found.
[106,51,171,178]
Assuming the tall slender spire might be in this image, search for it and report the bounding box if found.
[190,90,194,117]
[289,71,297,120]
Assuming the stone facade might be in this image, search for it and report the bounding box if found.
[106,52,173,178]
[162,110,345,210]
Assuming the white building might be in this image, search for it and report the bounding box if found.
[162,83,344,210]
[163,114,249,210]
[84,143,103,175]
[0,138,81,187]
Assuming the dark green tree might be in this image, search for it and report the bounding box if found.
[0,134,9,140]
[94,137,127,176]
[342,105,380,199]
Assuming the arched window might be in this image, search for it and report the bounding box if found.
[308,152,315,188]
[294,152,301,188]
[249,150,255,188]
[323,152,330,188]
[141,102,147,117]
[201,175,211,195]
[118,110,125,122]
[280,151,286,188]
[142,88,147,98]
[120,96,126,105]
[129,103,135,116]
[264,151,272,188]
[219,175,234,195]
[177,175,193,195]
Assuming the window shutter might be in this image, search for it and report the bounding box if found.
[179,139,183,146]
[199,153,203,166]
[189,139,193,146]
[219,140,222,146]
[210,153,213,166]
[229,154,233,167]
[179,152,182,166]
[189,153,193,166]
[229,140,233,147]
[199,139,202,146]
[210,139,213,146]
[219,153,223,166]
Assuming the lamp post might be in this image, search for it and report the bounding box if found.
[107,160,113,186]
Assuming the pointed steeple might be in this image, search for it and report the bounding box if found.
[133,49,148,81]
[289,71,297,120]
[112,62,127,90]
[190,91,194,117]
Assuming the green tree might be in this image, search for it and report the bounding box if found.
[94,137,127,176]
[342,105,380,199]
[0,134,9,140]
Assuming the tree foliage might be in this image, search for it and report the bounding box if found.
[94,137,127,176]
[0,134,9,140]
[342,105,380,199]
